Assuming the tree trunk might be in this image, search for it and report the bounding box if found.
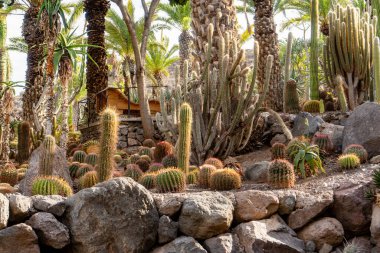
[0,16,7,147]
[136,67,154,139]
[2,90,13,162]
[58,55,72,150]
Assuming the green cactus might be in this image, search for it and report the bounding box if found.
[97,108,119,182]
[284,79,300,114]
[153,141,174,163]
[30,126,44,150]
[310,0,319,100]
[138,173,156,189]
[312,133,333,153]
[39,135,56,176]
[343,144,368,163]
[156,168,186,193]
[198,164,217,188]
[16,121,31,163]
[284,32,293,84]
[130,154,141,164]
[82,140,100,154]
[140,155,152,163]
[204,157,224,170]
[68,162,81,178]
[31,176,73,196]
[187,172,198,184]
[84,153,98,167]
[162,154,178,168]
[210,169,242,191]
[268,159,295,189]
[189,165,199,172]
[338,154,360,170]
[76,163,94,178]
[0,167,18,186]
[271,143,286,160]
[335,75,348,113]
[148,163,164,173]
[143,139,156,148]
[303,100,320,113]
[79,171,98,189]
[139,147,153,159]
[319,99,325,114]
[136,159,150,172]
[124,164,143,181]
[374,37,380,103]
[177,103,192,174]
[73,150,86,163]
[114,154,123,164]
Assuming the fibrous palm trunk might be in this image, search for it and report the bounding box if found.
[253,0,282,111]
[179,30,192,79]
[2,90,13,162]
[0,15,7,146]
[84,0,110,125]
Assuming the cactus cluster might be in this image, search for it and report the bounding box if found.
[79,171,98,189]
[271,143,286,160]
[343,144,368,163]
[284,79,300,113]
[156,168,186,193]
[204,157,224,170]
[31,176,73,196]
[177,103,192,174]
[303,100,320,113]
[84,153,98,167]
[73,150,86,163]
[68,162,81,178]
[268,159,295,189]
[153,141,173,162]
[312,133,333,153]
[0,167,18,186]
[39,135,56,176]
[125,164,143,181]
[162,154,178,168]
[210,169,241,191]
[139,173,156,189]
[198,164,217,188]
[338,154,360,170]
[16,121,31,163]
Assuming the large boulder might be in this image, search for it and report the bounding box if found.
[297,217,344,250]
[8,194,35,223]
[234,190,279,222]
[233,214,305,253]
[0,223,40,253]
[178,192,234,240]
[158,215,178,244]
[19,145,72,196]
[292,112,325,137]
[371,205,380,245]
[151,236,207,253]
[32,195,66,216]
[332,181,372,235]
[0,193,9,229]
[153,193,188,217]
[342,102,380,158]
[204,233,244,253]
[64,177,159,253]
[26,212,70,249]
[244,161,270,183]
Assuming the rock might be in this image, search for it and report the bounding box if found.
[332,182,372,235]
[342,102,380,158]
[128,138,139,146]
[0,223,40,253]
[288,191,333,230]
[233,214,305,253]
[32,195,66,216]
[270,134,288,145]
[276,190,297,215]
[371,205,380,245]
[319,244,333,253]
[292,112,325,137]
[8,194,34,223]
[317,123,344,151]
[372,246,380,253]
[371,155,380,164]
[204,233,244,253]
[19,145,72,196]
[0,193,9,229]
[305,241,316,252]
[151,236,207,253]
[244,161,270,183]
[298,217,344,250]
[153,193,187,216]
[0,183,16,194]
[26,212,69,249]
[179,192,234,240]
[158,215,178,244]
[64,177,159,253]
[234,190,279,222]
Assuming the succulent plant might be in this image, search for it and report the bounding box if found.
[73,150,86,163]
[143,139,156,148]
[303,100,320,113]
[82,140,100,154]
[210,169,242,191]
[148,163,164,173]
[31,176,73,196]
[177,103,192,174]
[79,171,98,189]
[286,136,310,160]
[16,121,31,163]
[113,154,123,164]
[138,173,157,189]
[124,164,143,181]
[204,157,224,170]
[130,154,141,164]
[84,153,98,167]
[139,147,153,159]
[68,162,81,178]
[268,159,295,189]
[162,154,178,168]
[198,164,217,188]
[343,144,368,163]
[0,167,18,186]
[271,143,286,160]
[187,172,198,184]
[39,135,56,176]
[312,133,333,153]
[338,154,360,170]
[135,159,150,172]
[153,141,174,163]
[156,168,186,193]
[284,79,300,113]
[76,163,94,178]
[140,155,152,163]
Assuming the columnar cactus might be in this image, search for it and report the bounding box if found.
[16,121,31,163]
[284,32,293,85]
[79,171,98,189]
[303,100,320,113]
[156,168,186,193]
[39,135,56,176]
[153,141,174,163]
[30,127,44,150]
[198,164,217,188]
[177,103,192,174]
[343,144,368,163]
[210,169,242,191]
[97,108,119,182]
[204,158,224,170]
[338,154,360,170]
[374,37,380,103]
[31,176,73,196]
[268,159,295,189]
[162,154,178,168]
[284,79,300,113]
[73,150,86,163]
[271,143,286,160]
[335,75,348,113]
[84,153,98,167]
[310,0,319,100]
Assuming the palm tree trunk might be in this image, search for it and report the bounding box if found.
[58,55,72,150]
[136,67,154,138]
[0,15,7,151]
[122,57,132,96]
[254,0,282,111]
[2,90,13,162]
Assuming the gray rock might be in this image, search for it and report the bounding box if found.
[19,145,72,196]
[319,244,333,253]
[0,193,9,229]
[151,236,207,253]
[64,177,158,253]
[8,194,34,223]
[371,205,380,245]
[292,112,325,137]
[204,233,244,253]
[32,195,66,216]
[276,190,297,215]
[233,214,305,253]
[342,102,380,158]
[153,193,187,216]
[244,161,270,183]
[179,192,234,240]
[0,223,40,253]
[370,155,380,164]
[26,212,70,249]
[158,215,178,244]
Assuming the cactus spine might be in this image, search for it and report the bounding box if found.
[17,121,31,163]
[177,103,192,174]
[284,32,293,111]
[39,135,56,176]
[310,0,319,100]
[375,37,380,103]
[97,108,119,182]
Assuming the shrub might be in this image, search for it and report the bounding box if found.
[210,169,241,191]
[268,159,295,189]
[343,144,368,163]
[156,168,186,193]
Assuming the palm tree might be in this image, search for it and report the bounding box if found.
[1,89,13,161]
[157,2,191,78]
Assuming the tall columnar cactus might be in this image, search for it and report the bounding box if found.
[310,0,319,100]
[335,75,348,113]
[177,103,192,174]
[374,37,380,103]
[17,121,31,163]
[38,135,56,176]
[97,108,119,182]
[284,32,293,111]
[284,79,300,114]
[323,5,377,109]
[30,126,45,150]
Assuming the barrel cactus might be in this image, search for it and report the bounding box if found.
[140,155,152,163]
[139,147,153,159]
[142,139,156,148]
[138,173,157,189]
[82,140,100,154]
[156,168,186,193]
[210,169,242,191]
[39,135,56,176]
[271,143,286,160]
[68,162,81,178]
[124,164,143,181]
[79,171,99,189]
[187,171,198,184]
[153,141,174,163]
[338,154,360,170]
[162,154,178,168]
[136,159,150,172]
[130,154,141,164]
[312,133,333,153]
[31,176,73,196]
[76,163,94,178]
[204,157,224,170]
[73,150,86,163]
[198,164,217,188]
[0,167,18,186]
[268,159,295,189]
[114,154,123,164]
[84,153,98,167]
[148,163,164,173]
[303,100,320,113]
[343,144,368,163]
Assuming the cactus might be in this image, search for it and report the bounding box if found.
[79,171,98,189]
[374,37,380,103]
[124,164,143,181]
[210,169,242,191]
[139,173,156,189]
[319,99,325,114]
[284,32,293,85]
[187,172,198,184]
[303,100,320,113]
[84,153,98,167]
[30,126,44,150]
[284,79,300,113]
[343,144,368,163]
[156,168,186,193]
[31,176,73,196]
[338,154,361,170]
[204,157,224,170]
[16,121,31,163]
[148,163,164,173]
[114,154,123,164]
[139,147,153,158]
[268,159,295,189]
[0,167,18,186]
[136,159,150,172]
[177,103,192,174]
[39,135,56,176]
[189,165,199,172]
[143,139,156,148]
[342,240,366,253]
[82,140,100,154]
[153,141,174,163]
[130,154,141,164]
[73,150,86,163]
[76,163,94,178]
[335,75,348,113]
[68,162,81,178]
[162,154,178,168]
[97,108,119,182]
[140,155,152,163]
[198,164,217,188]
[310,0,319,100]
[271,143,286,160]
[312,133,333,153]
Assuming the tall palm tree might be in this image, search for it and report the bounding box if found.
[84,0,110,125]
[157,2,191,78]
[1,87,14,161]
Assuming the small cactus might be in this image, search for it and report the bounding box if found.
[162,154,178,168]
[76,163,94,178]
[0,167,18,186]
[84,153,98,167]
[124,164,143,181]
[284,79,300,113]
[198,164,217,188]
[303,100,320,113]
[68,162,81,178]
[130,154,141,164]
[204,157,224,170]
[153,141,174,163]
[139,173,157,189]
[156,168,186,193]
[39,135,56,176]
[268,159,295,189]
[79,171,98,189]
[82,140,100,154]
[16,121,31,163]
[136,159,150,172]
[139,147,153,159]
[73,150,86,163]
[343,144,368,163]
[271,143,286,160]
[338,154,360,170]
[31,176,73,196]
[210,169,242,191]
[114,154,123,164]
[140,155,152,163]
[187,172,198,184]
[312,133,333,153]
[148,163,164,173]
[143,139,156,148]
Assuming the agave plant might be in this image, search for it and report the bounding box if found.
[291,142,325,178]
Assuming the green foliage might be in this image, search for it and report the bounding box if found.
[32,176,73,196]
[204,158,224,170]
[290,142,324,178]
[84,153,98,167]
[16,121,31,163]
[0,167,18,186]
[139,147,153,159]
[148,163,164,173]
[286,137,310,160]
[271,143,286,160]
[372,169,380,189]
[39,135,56,176]
[79,171,98,189]
[162,154,178,168]
[73,150,86,163]
[153,141,174,162]
[177,103,192,174]
[338,154,360,170]
[156,168,186,193]
[142,139,156,148]
[303,100,320,113]
[68,162,81,178]
[268,159,295,189]
[159,1,191,31]
[198,164,217,188]
[124,164,143,181]
[210,169,242,191]
[343,144,368,163]
[138,173,156,189]
[136,159,150,172]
